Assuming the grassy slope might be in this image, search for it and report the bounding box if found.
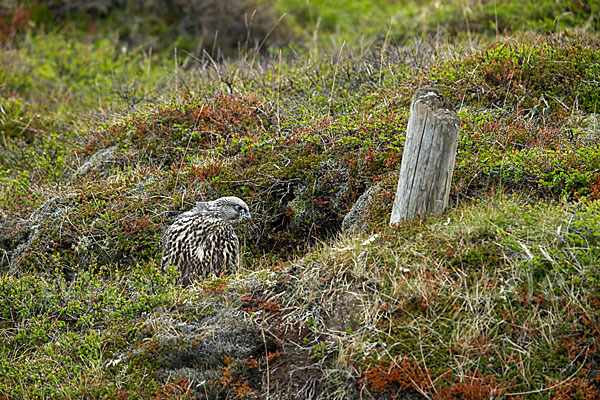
[1,1,600,399]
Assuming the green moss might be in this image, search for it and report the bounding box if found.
[0,263,182,398]
[431,36,600,113]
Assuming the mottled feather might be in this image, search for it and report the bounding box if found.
[161,196,251,285]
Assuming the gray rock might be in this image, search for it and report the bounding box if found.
[73,146,119,179]
[0,193,76,274]
[342,184,382,235]
[154,310,268,369]
[119,307,275,398]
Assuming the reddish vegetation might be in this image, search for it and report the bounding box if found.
[121,216,151,235]
[360,358,432,395]
[266,351,282,362]
[202,282,228,296]
[189,164,221,182]
[0,6,30,42]
[552,372,600,400]
[240,292,282,313]
[361,361,511,399]
[550,297,600,398]
[243,357,259,369]
[437,374,507,400]
[220,355,254,398]
[154,378,194,400]
[589,174,600,200]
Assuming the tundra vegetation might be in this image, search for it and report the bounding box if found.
[1,0,599,398]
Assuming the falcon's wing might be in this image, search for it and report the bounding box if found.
[210,224,240,273]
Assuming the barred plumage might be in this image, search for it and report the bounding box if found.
[161,196,251,285]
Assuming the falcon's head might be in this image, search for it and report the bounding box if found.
[195,196,251,224]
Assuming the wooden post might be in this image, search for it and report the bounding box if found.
[390,87,461,224]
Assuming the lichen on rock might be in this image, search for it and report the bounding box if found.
[342,184,382,235]
[1,193,76,274]
[73,146,119,179]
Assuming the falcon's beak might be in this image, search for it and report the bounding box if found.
[243,211,252,221]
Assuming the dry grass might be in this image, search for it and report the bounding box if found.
[245,195,600,397]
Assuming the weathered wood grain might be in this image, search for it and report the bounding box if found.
[390,87,461,224]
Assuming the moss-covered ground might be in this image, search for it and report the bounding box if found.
[1,0,600,398]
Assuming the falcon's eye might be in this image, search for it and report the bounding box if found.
[234,205,243,212]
